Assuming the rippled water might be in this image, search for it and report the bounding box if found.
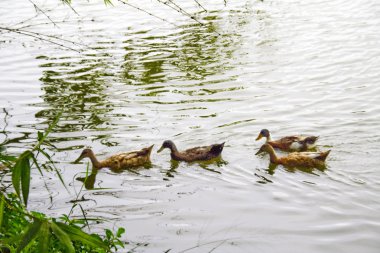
[1,0,380,252]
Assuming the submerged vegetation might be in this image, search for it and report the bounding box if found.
[0,114,125,252]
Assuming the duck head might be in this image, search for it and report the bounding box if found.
[74,148,95,163]
[255,143,274,155]
[256,129,270,141]
[157,140,177,153]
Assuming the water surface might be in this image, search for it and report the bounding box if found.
[1,0,380,252]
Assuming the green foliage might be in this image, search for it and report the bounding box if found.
[10,111,64,207]
[0,194,4,228]
[0,113,126,252]
[0,192,125,252]
[16,219,42,253]
[12,151,32,207]
[104,228,126,251]
[38,221,50,253]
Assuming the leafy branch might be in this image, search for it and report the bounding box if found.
[11,111,66,207]
[0,111,126,252]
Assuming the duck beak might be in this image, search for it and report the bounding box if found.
[74,154,84,163]
[255,133,263,141]
[255,149,263,155]
[157,146,165,153]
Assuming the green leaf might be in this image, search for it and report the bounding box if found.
[0,154,17,162]
[0,194,4,228]
[105,229,112,240]
[37,131,44,142]
[30,152,44,177]
[21,152,32,207]
[38,148,52,161]
[56,222,108,250]
[16,219,42,253]
[104,0,113,6]
[51,221,75,253]
[117,227,125,237]
[32,111,62,152]
[38,221,50,253]
[12,151,31,201]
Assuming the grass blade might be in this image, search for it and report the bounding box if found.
[32,111,62,152]
[21,152,32,207]
[30,152,44,177]
[77,204,90,229]
[0,193,4,228]
[56,221,108,250]
[38,221,50,253]
[51,221,75,253]
[12,151,30,201]
[0,154,17,162]
[32,150,69,193]
[16,219,42,253]
[53,166,69,192]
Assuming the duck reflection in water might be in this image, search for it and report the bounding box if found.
[164,156,228,179]
[76,169,99,190]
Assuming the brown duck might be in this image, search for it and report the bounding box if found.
[157,140,225,162]
[75,145,154,170]
[256,143,330,168]
[256,129,318,152]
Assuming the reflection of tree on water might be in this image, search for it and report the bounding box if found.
[37,53,115,133]
[122,12,239,86]
[172,21,234,80]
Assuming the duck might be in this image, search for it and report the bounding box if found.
[256,143,330,168]
[157,140,225,162]
[255,129,318,152]
[74,145,154,170]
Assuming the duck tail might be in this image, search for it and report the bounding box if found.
[145,144,154,156]
[306,136,319,143]
[317,150,330,161]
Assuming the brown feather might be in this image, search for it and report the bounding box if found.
[257,144,330,168]
[75,145,154,171]
[158,140,224,162]
[256,129,318,151]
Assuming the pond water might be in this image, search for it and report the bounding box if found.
[1,0,380,252]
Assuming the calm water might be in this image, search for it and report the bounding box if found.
[1,0,380,252]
